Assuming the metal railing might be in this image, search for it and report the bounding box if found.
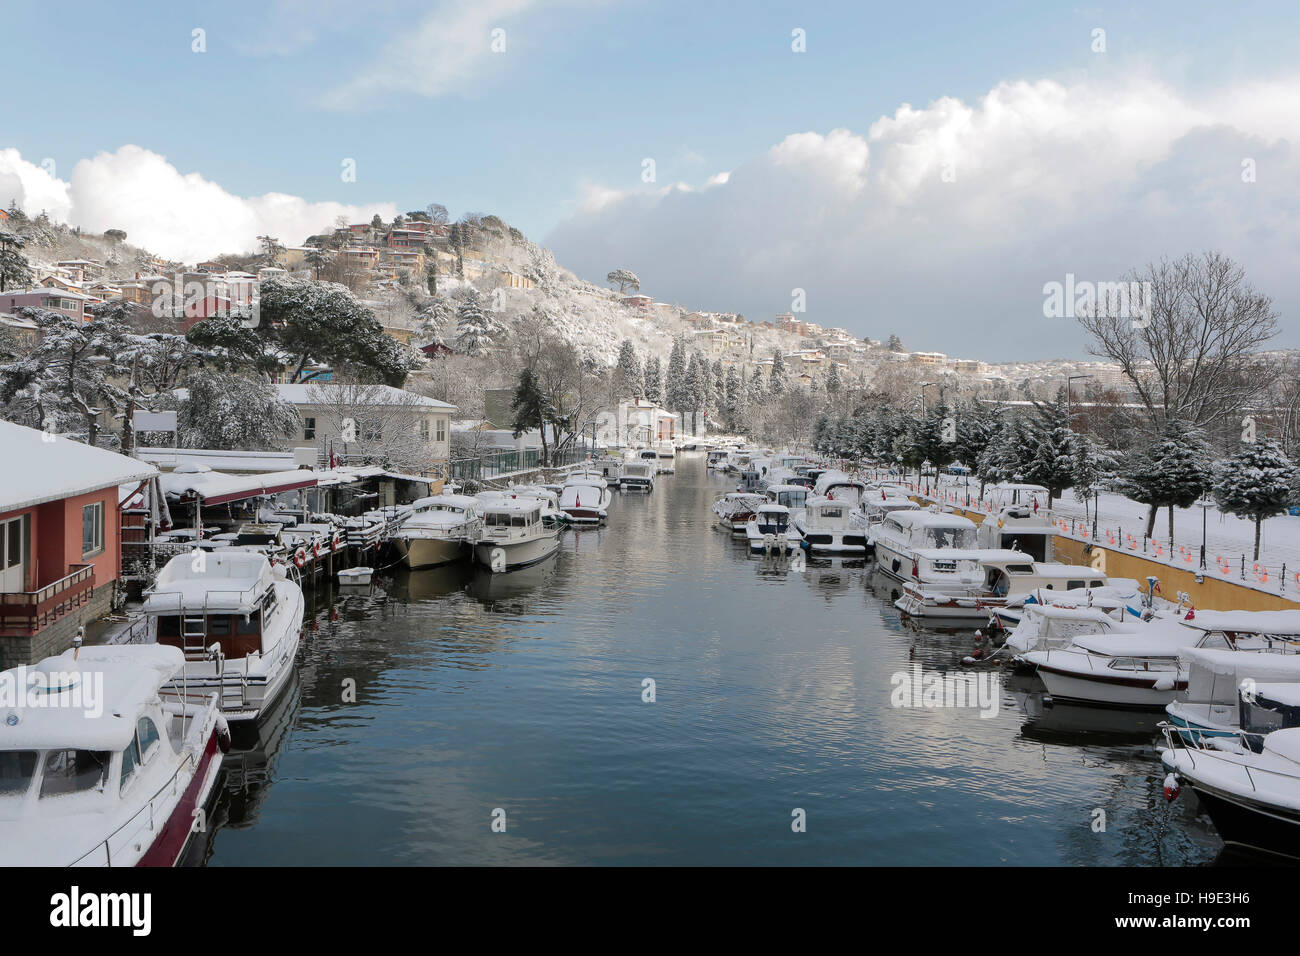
[448,444,593,481]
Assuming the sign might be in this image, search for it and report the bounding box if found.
[133,410,177,432]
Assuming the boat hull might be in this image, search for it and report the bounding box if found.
[136,729,224,867]
[395,534,467,569]
[1185,781,1300,859]
[1033,660,1185,709]
[474,533,560,571]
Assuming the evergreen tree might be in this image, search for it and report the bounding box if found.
[1022,400,1076,502]
[454,290,505,356]
[665,338,688,411]
[510,367,553,466]
[769,350,787,396]
[1071,434,1115,524]
[0,230,33,292]
[643,355,663,404]
[825,361,841,398]
[613,339,644,398]
[1120,421,1213,544]
[1213,438,1294,560]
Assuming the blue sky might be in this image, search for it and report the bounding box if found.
[3,0,1299,358]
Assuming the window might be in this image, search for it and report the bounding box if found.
[435,419,446,443]
[303,416,316,440]
[81,502,104,557]
[418,418,429,440]
[2,515,25,572]
[0,751,37,796]
[137,718,161,761]
[40,749,109,798]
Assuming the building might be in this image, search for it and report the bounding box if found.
[0,311,39,348]
[0,422,158,668]
[271,383,457,473]
[614,398,677,446]
[0,289,93,322]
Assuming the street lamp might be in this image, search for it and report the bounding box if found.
[1066,374,1093,430]
[919,381,938,416]
[1195,497,1213,570]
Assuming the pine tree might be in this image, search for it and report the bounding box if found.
[613,339,644,399]
[665,338,688,412]
[510,367,554,466]
[1120,421,1213,544]
[454,290,504,356]
[1022,400,1076,502]
[1213,438,1294,560]
[825,361,841,398]
[769,350,787,396]
[1070,434,1115,524]
[643,355,663,404]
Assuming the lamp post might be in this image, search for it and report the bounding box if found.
[1196,497,1213,570]
[1066,374,1093,431]
[919,381,938,417]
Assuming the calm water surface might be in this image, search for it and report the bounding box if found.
[202,454,1224,865]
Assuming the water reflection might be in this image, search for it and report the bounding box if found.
[194,454,1224,866]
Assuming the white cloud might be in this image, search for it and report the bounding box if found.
[322,0,539,108]
[0,145,395,262]
[545,73,1300,360]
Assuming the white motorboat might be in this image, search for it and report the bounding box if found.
[745,503,803,555]
[811,470,867,506]
[0,644,228,866]
[712,492,768,535]
[1166,647,1300,745]
[394,494,482,568]
[895,553,1108,620]
[870,510,982,584]
[974,500,1058,562]
[474,497,561,571]
[142,551,303,722]
[851,490,920,532]
[706,449,731,470]
[1161,725,1300,858]
[337,566,374,585]
[559,472,612,524]
[764,483,810,519]
[1025,609,1300,709]
[619,460,656,492]
[794,495,869,555]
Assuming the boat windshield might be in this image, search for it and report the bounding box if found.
[0,750,38,797]
[922,527,976,549]
[38,749,111,798]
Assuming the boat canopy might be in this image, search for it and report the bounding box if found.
[143,551,274,615]
[1181,610,1300,638]
[1181,647,1300,705]
[1262,727,1300,766]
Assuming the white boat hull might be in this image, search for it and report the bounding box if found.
[395,535,467,569]
[474,532,560,571]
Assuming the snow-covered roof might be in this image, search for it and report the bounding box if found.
[889,511,977,530]
[1183,609,1300,636]
[159,468,317,505]
[143,551,274,614]
[272,383,456,410]
[0,422,158,514]
[2,645,184,752]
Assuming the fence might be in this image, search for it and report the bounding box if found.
[448,443,594,481]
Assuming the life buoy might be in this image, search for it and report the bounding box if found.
[332,531,342,552]
[294,547,308,568]
[313,540,322,558]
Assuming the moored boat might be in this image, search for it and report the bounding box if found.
[393,494,482,569]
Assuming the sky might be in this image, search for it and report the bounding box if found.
[2,0,1299,360]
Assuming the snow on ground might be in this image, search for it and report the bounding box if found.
[925,475,1300,599]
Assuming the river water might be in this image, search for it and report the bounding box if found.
[200,453,1225,866]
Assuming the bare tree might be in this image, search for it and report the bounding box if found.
[1077,252,1278,432]
[306,382,439,473]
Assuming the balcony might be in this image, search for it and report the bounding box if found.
[0,564,96,635]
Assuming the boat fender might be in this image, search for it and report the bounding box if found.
[294,547,308,569]
[215,714,232,754]
[961,656,978,666]
[973,630,983,643]
[1153,676,1175,692]
[1162,772,1181,801]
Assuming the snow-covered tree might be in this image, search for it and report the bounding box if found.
[769,350,787,396]
[1213,438,1294,560]
[613,339,644,399]
[1022,400,1076,502]
[665,338,689,412]
[606,269,640,294]
[174,368,298,450]
[643,355,663,404]
[0,230,33,292]
[454,290,506,357]
[1120,421,1213,543]
[1070,434,1115,524]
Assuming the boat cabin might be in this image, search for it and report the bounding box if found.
[765,484,808,510]
[754,504,792,535]
[143,551,282,662]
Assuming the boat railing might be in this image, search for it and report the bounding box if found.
[70,699,216,866]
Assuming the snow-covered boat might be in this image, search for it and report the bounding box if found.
[1161,725,1300,859]
[142,551,303,722]
[706,449,731,470]
[619,460,655,492]
[337,566,374,585]
[794,495,869,555]
[895,553,1109,620]
[712,492,767,535]
[745,503,803,555]
[870,510,982,584]
[473,497,561,571]
[1024,610,1300,709]
[559,472,612,524]
[1166,647,1300,745]
[851,491,920,532]
[393,494,482,568]
[0,644,228,866]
